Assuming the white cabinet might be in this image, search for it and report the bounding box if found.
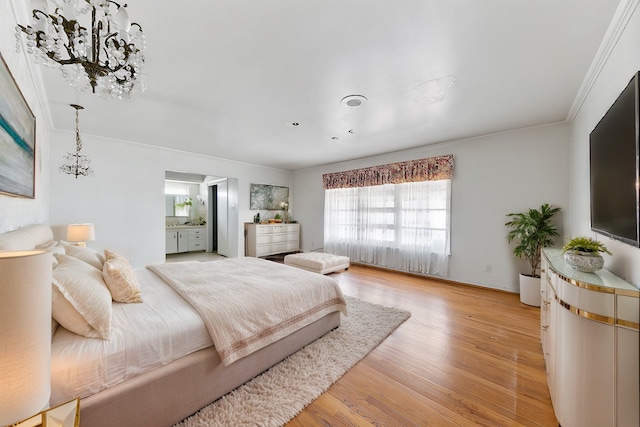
[166,230,178,254]
[177,230,188,253]
[617,325,639,427]
[541,249,639,427]
[245,223,300,257]
[540,256,556,402]
[189,228,205,252]
[166,227,205,254]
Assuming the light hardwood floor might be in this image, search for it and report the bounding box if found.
[286,264,558,427]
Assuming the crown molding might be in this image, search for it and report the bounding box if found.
[566,0,640,123]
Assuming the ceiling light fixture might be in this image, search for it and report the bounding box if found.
[16,0,146,99]
[340,94,367,108]
[60,104,93,178]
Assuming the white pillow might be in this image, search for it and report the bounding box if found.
[51,317,59,337]
[36,240,58,251]
[64,244,105,270]
[52,254,112,339]
[36,241,65,267]
[102,249,143,303]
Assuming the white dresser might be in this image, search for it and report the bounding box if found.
[245,223,300,257]
[541,248,639,427]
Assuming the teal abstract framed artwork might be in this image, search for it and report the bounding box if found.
[0,53,36,198]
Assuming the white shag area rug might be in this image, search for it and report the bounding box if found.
[174,295,410,427]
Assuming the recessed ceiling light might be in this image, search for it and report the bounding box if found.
[340,94,367,108]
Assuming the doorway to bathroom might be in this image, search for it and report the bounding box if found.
[164,171,238,259]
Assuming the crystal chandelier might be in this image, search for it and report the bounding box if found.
[16,0,146,99]
[60,104,93,178]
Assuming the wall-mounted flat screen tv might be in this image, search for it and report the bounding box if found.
[589,71,640,247]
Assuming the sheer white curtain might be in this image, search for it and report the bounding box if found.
[324,179,451,276]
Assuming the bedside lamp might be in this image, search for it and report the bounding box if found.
[66,223,95,246]
[0,250,52,426]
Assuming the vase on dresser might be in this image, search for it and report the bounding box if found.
[563,250,604,273]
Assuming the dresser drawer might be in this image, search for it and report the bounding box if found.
[189,241,204,251]
[245,223,300,257]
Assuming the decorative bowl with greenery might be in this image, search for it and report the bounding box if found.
[562,236,612,255]
[505,203,561,278]
[562,236,611,272]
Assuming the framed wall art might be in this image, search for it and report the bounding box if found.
[250,183,289,210]
[0,53,36,198]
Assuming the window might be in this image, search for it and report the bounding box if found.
[324,179,451,276]
[164,183,189,195]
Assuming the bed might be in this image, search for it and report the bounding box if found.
[0,225,347,427]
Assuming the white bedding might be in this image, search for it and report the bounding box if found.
[50,269,212,406]
[148,258,347,365]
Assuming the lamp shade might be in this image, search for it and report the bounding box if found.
[66,223,95,244]
[0,250,52,426]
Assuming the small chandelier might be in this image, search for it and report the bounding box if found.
[60,104,93,178]
[16,0,146,99]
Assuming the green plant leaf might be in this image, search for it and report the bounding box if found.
[562,236,612,255]
[505,203,561,277]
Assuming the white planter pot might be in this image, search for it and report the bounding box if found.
[519,274,541,307]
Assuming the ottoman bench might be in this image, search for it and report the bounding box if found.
[284,252,350,275]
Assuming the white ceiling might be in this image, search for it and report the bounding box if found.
[37,0,620,171]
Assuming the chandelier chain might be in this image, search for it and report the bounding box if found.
[75,107,82,153]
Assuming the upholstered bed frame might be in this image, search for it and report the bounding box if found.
[0,225,341,427]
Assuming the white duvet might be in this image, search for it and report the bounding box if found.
[148,257,347,366]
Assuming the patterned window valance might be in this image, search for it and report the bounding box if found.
[322,154,454,190]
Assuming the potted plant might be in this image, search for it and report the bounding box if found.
[505,203,561,306]
[562,236,612,272]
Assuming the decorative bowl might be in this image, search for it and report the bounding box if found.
[563,251,604,273]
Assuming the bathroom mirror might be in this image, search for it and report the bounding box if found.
[165,195,190,217]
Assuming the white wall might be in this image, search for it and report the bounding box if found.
[293,124,570,293]
[12,0,638,292]
[49,130,292,267]
[569,0,640,288]
[0,0,51,232]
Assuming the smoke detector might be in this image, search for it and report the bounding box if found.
[340,94,367,108]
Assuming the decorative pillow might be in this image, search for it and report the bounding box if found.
[52,254,112,339]
[64,244,105,270]
[104,248,128,262]
[102,249,143,303]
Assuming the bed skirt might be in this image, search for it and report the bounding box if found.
[79,311,341,427]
